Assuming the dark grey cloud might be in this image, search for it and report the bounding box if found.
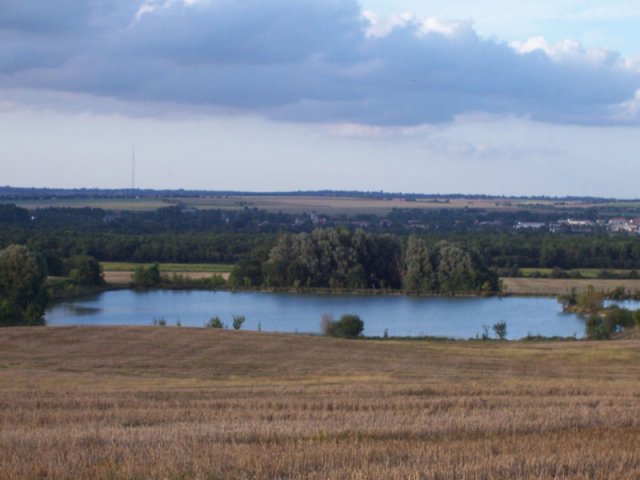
[0,0,638,125]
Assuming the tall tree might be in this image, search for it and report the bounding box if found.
[0,245,47,326]
[435,242,474,293]
[403,236,435,294]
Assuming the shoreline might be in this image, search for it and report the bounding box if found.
[48,280,640,303]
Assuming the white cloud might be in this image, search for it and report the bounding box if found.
[363,10,469,38]
[510,36,617,66]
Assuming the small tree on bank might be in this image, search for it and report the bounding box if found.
[232,315,246,330]
[492,321,507,340]
[132,263,161,288]
[0,245,47,326]
[206,316,225,329]
[67,255,103,286]
[323,314,364,339]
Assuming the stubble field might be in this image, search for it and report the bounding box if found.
[1,327,640,479]
[501,277,640,296]
[1,194,608,215]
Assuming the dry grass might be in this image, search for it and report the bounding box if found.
[501,277,640,296]
[101,262,233,273]
[102,270,230,285]
[101,262,232,286]
[1,327,640,479]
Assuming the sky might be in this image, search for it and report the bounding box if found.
[1,0,639,197]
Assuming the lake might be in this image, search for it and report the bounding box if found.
[45,290,586,339]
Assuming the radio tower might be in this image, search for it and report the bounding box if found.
[131,145,136,192]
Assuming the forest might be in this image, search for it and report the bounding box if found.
[2,203,640,275]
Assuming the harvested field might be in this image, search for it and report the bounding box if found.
[1,198,169,211]
[519,268,634,279]
[1,327,640,479]
[101,262,233,273]
[2,194,606,214]
[501,277,640,296]
[103,270,229,284]
[101,263,231,285]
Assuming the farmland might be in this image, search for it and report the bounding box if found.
[519,268,636,279]
[1,327,640,479]
[501,277,640,296]
[0,197,170,211]
[1,193,628,215]
[100,262,232,284]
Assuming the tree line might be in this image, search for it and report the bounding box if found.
[230,229,498,293]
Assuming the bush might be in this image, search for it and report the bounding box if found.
[575,286,604,313]
[206,316,225,328]
[323,314,364,339]
[321,314,334,334]
[607,286,627,300]
[165,273,227,289]
[133,263,161,288]
[232,315,246,330]
[586,313,611,340]
[551,268,569,279]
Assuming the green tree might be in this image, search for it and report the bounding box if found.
[403,236,435,294]
[0,245,47,326]
[492,321,507,340]
[435,242,474,293]
[67,255,103,286]
[132,263,161,288]
[586,313,611,340]
[324,314,364,339]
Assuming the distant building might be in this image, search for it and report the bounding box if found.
[608,218,639,233]
[351,220,370,228]
[310,212,327,225]
[514,222,545,230]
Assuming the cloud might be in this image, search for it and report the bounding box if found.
[0,0,638,126]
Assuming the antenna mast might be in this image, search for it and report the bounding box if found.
[131,145,136,191]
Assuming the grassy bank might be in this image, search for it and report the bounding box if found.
[1,327,640,478]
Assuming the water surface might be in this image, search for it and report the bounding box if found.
[46,290,585,340]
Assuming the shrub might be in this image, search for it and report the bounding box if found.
[206,316,225,329]
[481,324,490,340]
[324,314,364,339]
[573,286,604,313]
[551,267,569,279]
[320,314,334,335]
[586,313,611,340]
[232,315,246,330]
[607,286,627,300]
[559,287,578,309]
[133,263,161,288]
